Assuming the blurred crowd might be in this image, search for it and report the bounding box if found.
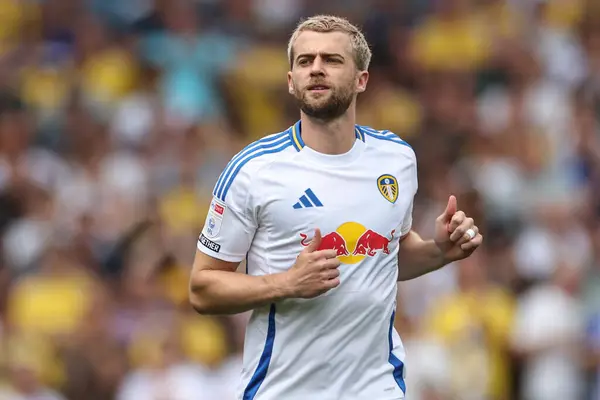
[0,0,599,399]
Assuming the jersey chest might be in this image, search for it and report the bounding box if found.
[257,162,413,261]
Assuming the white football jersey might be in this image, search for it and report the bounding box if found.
[198,121,418,400]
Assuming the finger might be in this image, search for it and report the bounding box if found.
[460,234,483,251]
[321,257,342,269]
[323,278,340,289]
[455,224,478,246]
[305,228,322,252]
[323,268,340,280]
[441,195,457,223]
[449,217,473,242]
[313,249,339,260]
[448,211,466,234]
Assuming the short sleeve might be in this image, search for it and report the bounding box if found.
[400,149,418,237]
[400,200,414,236]
[197,164,258,263]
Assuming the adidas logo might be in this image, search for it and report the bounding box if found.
[293,189,323,209]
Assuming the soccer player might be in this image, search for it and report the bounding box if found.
[189,15,483,400]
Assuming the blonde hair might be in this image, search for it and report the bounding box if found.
[287,15,372,71]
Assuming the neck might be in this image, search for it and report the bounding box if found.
[300,109,357,155]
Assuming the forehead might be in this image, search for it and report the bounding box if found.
[293,30,353,58]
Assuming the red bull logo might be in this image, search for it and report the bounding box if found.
[300,222,395,264]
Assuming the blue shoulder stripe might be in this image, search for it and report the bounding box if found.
[214,131,289,197]
[214,132,292,201]
[360,126,412,149]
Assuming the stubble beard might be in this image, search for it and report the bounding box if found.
[294,82,355,121]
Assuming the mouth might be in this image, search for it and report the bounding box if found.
[307,84,330,92]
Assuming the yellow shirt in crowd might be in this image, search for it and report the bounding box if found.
[425,287,515,400]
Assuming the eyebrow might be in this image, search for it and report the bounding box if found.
[296,52,345,61]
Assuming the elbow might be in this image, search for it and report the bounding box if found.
[188,275,214,315]
[189,288,218,315]
[188,291,210,315]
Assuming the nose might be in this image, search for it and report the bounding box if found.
[309,56,326,77]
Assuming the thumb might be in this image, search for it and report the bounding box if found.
[441,195,457,222]
[306,228,322,252]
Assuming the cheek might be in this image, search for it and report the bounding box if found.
[334,70,356,86]
[290,71,304,83]
[338,75,356,92]
[289,75,302,91]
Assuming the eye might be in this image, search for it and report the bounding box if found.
[298,58,311,66]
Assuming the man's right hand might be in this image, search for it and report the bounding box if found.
[284,228,341,298]
[190,228,341,315]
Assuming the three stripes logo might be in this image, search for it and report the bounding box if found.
[293,189,323,209]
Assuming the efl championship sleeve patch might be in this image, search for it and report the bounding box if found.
[204,197,226,238]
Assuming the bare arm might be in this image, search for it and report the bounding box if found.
[397,231,445,281]
[397,196,483,281]
[189,229,340,315]
[189,250,293,315]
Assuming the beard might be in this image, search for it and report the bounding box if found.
[293,81,355,121]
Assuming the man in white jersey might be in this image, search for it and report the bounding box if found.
[189,15,483,400]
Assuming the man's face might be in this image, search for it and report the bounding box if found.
[288,31,368,121]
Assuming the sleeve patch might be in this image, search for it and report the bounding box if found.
[204,197,226,238]
[210,197,226,216]
[199,233,221,253]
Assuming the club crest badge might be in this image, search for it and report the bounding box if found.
[377,174,398,204]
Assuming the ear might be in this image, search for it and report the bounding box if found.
[287,71,295,95]
[356,70,369,93]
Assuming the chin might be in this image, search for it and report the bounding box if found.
[305,92,330,101]
[305,99,330,110]
[295,90,352,120]
[302,105,348,121]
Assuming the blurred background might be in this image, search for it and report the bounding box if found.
[0,0,599,399]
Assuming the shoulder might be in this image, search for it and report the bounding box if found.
[230,129,295,167]
[213,129,294,202]
[358,125,416,161]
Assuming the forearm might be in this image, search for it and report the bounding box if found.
[189,270,291,315]
[397,230,446,281]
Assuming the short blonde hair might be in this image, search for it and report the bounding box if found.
[287,15,372,71]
